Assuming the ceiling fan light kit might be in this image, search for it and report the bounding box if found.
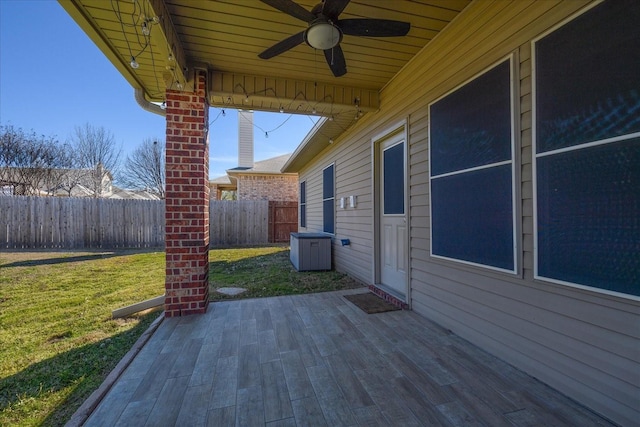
[305,21,341,50]
[259,0,410,77]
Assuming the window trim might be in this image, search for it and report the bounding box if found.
[322,163,335,235]
[428,55,518,274]
[531,1,640,301]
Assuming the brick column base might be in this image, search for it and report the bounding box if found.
[164,70,210,317]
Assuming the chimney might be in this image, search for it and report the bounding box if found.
[238,110,254,168]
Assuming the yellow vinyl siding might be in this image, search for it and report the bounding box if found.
[402,2,637,425]
[298,134,375,284]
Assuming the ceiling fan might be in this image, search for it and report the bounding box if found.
[258,0,411,77]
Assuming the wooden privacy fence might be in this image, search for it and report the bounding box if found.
[268,201,298,243]
[210,200,269,247]
[0,197,276,249]
[0,196,164,249]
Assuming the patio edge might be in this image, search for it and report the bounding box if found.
[65,313,165,427]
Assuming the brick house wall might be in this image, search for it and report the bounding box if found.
[209,184,223,200]
[236,174,298,201]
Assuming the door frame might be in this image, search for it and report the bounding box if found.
[371,119,410,304]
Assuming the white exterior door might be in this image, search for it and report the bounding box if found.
[379,135,407,296]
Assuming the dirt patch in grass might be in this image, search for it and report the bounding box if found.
[46,331,73,344]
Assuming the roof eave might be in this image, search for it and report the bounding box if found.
[281,117,330,173]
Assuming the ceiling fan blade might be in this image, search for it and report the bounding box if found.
[260,0,315,22]
[324,45,347,77]
[338,19,410,37]
[322,0,350,18]
[258,31,306,59]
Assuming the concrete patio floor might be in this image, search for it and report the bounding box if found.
[83,288,614,426]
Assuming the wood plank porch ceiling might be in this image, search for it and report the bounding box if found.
[61,0,470,123]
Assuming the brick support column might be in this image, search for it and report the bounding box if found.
[164,70,210,317]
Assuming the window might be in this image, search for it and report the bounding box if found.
[533,0,640,296]
[383,141,405,215]
[429,58,516,272]
[299,181,306,228]
[322,164,335,234]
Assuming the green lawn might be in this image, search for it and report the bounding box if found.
[0,246,361,426]
[209,246,361,300]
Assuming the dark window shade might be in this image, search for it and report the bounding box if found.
[537,139,640,295]
[429,58,514,271]
[431,165,514,271]
[322,165,334,234]
[383,143,405,215]
[534,0,640,297]
[430,60,512,176]
[300,181,306,227]
[323,200,334,234]
[535,0,640,153]
[323,165,334,199]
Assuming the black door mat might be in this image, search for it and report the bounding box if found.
[344,292,401,314]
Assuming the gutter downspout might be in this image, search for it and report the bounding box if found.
[134,88,166,117]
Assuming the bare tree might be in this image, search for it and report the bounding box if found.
[41,144,75,196]
[121,138,165,198]
[0,124,24,192]
[0,124,71,195]
[71,123,122,197]
[53,167,90,197]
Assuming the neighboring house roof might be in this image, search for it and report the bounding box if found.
[0,166,110,186]
[209,154,297,195]
[47,184,159,200]
[54,184,95,198]
[211,153,296,186]
[0,166,110,196]
[109,187,161,200]
[210,175,233,185]
[0,166,159,200]
[227,153,295,176]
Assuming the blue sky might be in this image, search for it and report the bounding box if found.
[0,1,317,179]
